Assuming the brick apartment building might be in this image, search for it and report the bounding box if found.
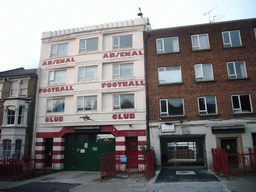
[144,18,256,169]
[32,18,151,170]
[0,68,37,157]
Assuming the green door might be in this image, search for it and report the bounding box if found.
[64,133,115,171]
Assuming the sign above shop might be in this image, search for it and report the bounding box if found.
[103,50,143,59]
[161,123,175,133]
[42,57,75,66]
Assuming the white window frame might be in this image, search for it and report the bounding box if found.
[231,94,253,113]
[222,30,242,47]
[78,66,98,81]
[113,63,133,79]
[113,94,134,110]
[113,35,133,49]
[0,82,3,98]
[156,37,179,54]
[191,34,210,50]
[17,106,25,125]
[79,38,98,53]
[159,98,184,117]
[198,96,217,115]
[227,61,247,79]
[6,106,16,125]
[77,96,97,111]
[48,70,66,85]
[51,43,68,57]
[10,79,29,97]
[2,139,12,156]
[47,98,65,113]
[194,64,214,81]
[158,66,182,84]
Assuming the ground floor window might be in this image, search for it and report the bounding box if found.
[252,133,256,148]
[2,139,12,156]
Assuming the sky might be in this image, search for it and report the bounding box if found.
[1,0,256,72]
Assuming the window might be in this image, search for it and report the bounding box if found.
[51,43,68,57]
[227,61,247,79]
[114,94,134,109]
[222,30,242,47]
[78,66,98,81]
[156,37,179,54]
[194,64,214,81]
[2,139,11,156]
[113,35,132,49]
[113,64,133,79]
[160,98,184,116]
[231,94,252,113]
[191,34,210,50]
[47,98,65,113]
[77,96,97,111]
[80,38,98,52]
[0,83,3,98]
[17,106,25,124]
[7,106,15,125]
[15,140,22,155]
[49,70,66,84]
[10,80,28,97]
[198,96,217,115]
[158,67,182,84]
[254,28,256,39]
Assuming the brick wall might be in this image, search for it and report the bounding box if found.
[144,19,256,122]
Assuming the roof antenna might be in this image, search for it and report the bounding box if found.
[137,7,143,18]
[203,6,218,23]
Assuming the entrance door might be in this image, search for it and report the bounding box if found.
[126,137,138,169]
[44,138,53,167]
[221,138,238,165]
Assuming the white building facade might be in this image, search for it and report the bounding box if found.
[33,18,150,170]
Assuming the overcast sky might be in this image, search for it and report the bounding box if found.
[1,0,256,72]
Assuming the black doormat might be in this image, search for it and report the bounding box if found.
[155,168,220,183]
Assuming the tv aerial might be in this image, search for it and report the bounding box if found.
[203,6,224,23]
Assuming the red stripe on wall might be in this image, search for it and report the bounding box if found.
[116,141,147,146]
[35,150,44,154]
[37,127,74,138]
[53,151,64,155]
[36,142,44,146]
[53,142,65,146]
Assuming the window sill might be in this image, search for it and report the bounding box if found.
[158,82,184,86]
[198,114,220,118]
[160,115,186,119]
[227,77,250,81]
[223,45,244,49]
[195,80,216,83]
[232,112,255,116]
[191,48,212,52]
[156,51,181,55]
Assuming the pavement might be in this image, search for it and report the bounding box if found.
[0,169,255,192]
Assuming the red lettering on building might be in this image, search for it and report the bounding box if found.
[41,58,75,66]
[102,81,145,88]
[45,117,63,122]
[103,51,143,59]
[39,86,74,94]
[112,113,135,120]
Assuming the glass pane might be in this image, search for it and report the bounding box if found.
[3,140,11,150]
[120,64,133,78]
[51,45,57,56]
[164,37,174,53]
[223,32,231,47]
[57,43,68,56]
[113,37,119,46]
[18,106,24,124]
[240,95,251,112]
[165,67,181,83]
[78,67,85,81]
[53,99,64,112]
[120,35,132,48]
[77,97,83,111]
[203,64,213,80]
[235,61,246,78]
[121,94,134,109]
[191,35,199,49]
[85,66,97,80]
[230,31,241,47]
[86,38,98,51]
[158,68,165,82]
[156,39,163,53]
[113,65,120,78]
[113,95,120,109]
[206,97,216,114]
[15,140,22,150]
[199,98,206,111]
[168,98,183,116]
[199,34,209,49]
[84,96,97,110]
[80,40,85,52]
[195,65,202,80]
[55,70,66,83]
[232,96,240,109]
[160,100,167,114]
[227,62,235,77]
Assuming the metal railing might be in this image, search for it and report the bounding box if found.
[100,151,155,181]
[212,148,256,180]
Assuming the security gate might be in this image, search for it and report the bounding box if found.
[160,136,206,167]
[64,133,115,171]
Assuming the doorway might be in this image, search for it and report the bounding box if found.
[221,138,238,165]
[125,137,138,169]
[44,138,53,167]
